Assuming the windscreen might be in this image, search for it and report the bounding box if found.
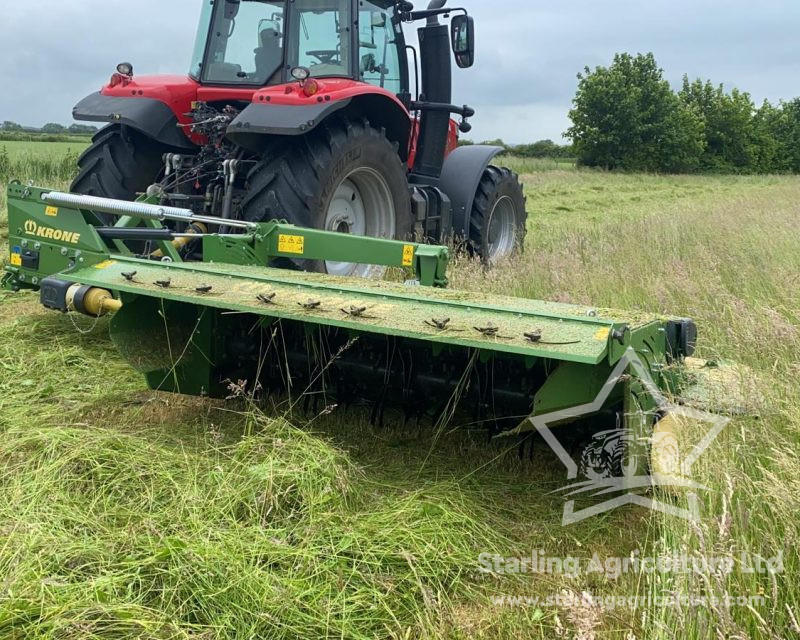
[285,0,352,79]
[358,1,402,93]
[197,0,286,85]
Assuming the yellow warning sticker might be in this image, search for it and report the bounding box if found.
[594,328,611,341]
[402,244,415,267]
[10,253,22,267]
[45,206,59,217]
[278,234,305,255]
[94,260,117,270]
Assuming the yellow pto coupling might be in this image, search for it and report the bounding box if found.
[66,284,122,317]
[150,222,208,258]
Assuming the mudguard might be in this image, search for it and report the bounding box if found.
[225,100,352,151]
[439,145,503,238]
[72,93,196,150]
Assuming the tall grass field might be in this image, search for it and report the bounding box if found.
[0,141,798,639]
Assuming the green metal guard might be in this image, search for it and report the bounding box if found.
[2,182,449,290]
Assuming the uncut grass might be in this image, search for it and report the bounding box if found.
[449,174,800,639]
[496,156,577,174]
[0,145,78,257]
[0,145,81,185]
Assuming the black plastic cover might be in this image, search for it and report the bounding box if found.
[40,278,72,313]
[73,93,196,150]
[226,101,351,150]
[665,318,698,360]
[409,185,451,243]
[439,145,503,238]
[20,249,40,271]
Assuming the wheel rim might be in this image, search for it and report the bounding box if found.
[621,453,639,478]
[485,195,517,263]
[324,167,396,277]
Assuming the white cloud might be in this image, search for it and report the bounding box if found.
[467,103,572,145]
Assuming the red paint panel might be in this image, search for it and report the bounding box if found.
[407,117,460,168]
[100,75,415,150]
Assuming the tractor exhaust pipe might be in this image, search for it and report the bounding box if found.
[411,0,453,182]
[426,0,447,22]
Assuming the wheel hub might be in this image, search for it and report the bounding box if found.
[486,195,517,263]
[324,168,396,278]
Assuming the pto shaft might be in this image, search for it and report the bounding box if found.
[40,278,122,317]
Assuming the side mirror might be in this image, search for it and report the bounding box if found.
[451,15,475,69]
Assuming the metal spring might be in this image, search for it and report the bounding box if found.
[42,191,256,230]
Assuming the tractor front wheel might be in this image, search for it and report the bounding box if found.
[242,117,413,278]
[469,166,527,264]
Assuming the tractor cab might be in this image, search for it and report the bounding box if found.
[71,0,523,275]
[189,0,407,95]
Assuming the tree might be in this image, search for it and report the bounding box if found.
[750,100,785,173]
[567,53,704,172]
[773,99,800,173]
[68,124,99,135]
[478,138,509,152]
[679,78,759,172]
[2,121,23,131]
[41,123,67,134]
[514,139,574,158]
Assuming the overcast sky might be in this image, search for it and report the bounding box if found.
[1,0,798,143]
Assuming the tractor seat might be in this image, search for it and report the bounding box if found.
[206,62,243,82]
[254,28,281,79]
[310,63,348,77]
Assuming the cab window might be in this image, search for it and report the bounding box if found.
[203,0,285,84]
[287,0,352,79]
[358,2,401,94]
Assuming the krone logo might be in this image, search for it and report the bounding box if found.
[23,219,81,245]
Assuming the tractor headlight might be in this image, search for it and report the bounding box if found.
[290,66,310,82]
[116,62,134,76]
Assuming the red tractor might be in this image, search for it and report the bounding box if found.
[71,0,527,275]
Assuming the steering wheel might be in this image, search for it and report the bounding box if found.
[307,49,340,65]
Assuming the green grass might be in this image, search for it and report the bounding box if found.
[0,133,92,144]
[0,140,88,184]
[0,145,798,638]
[0,138,91,158]
[498,156,577,173]
[0,140,90,160]
[0,141,80,256]
[0,141,83,222]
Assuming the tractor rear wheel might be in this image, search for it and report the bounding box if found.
[242,117,413,278]
[71,125,166,202]
[469,166,527,264]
